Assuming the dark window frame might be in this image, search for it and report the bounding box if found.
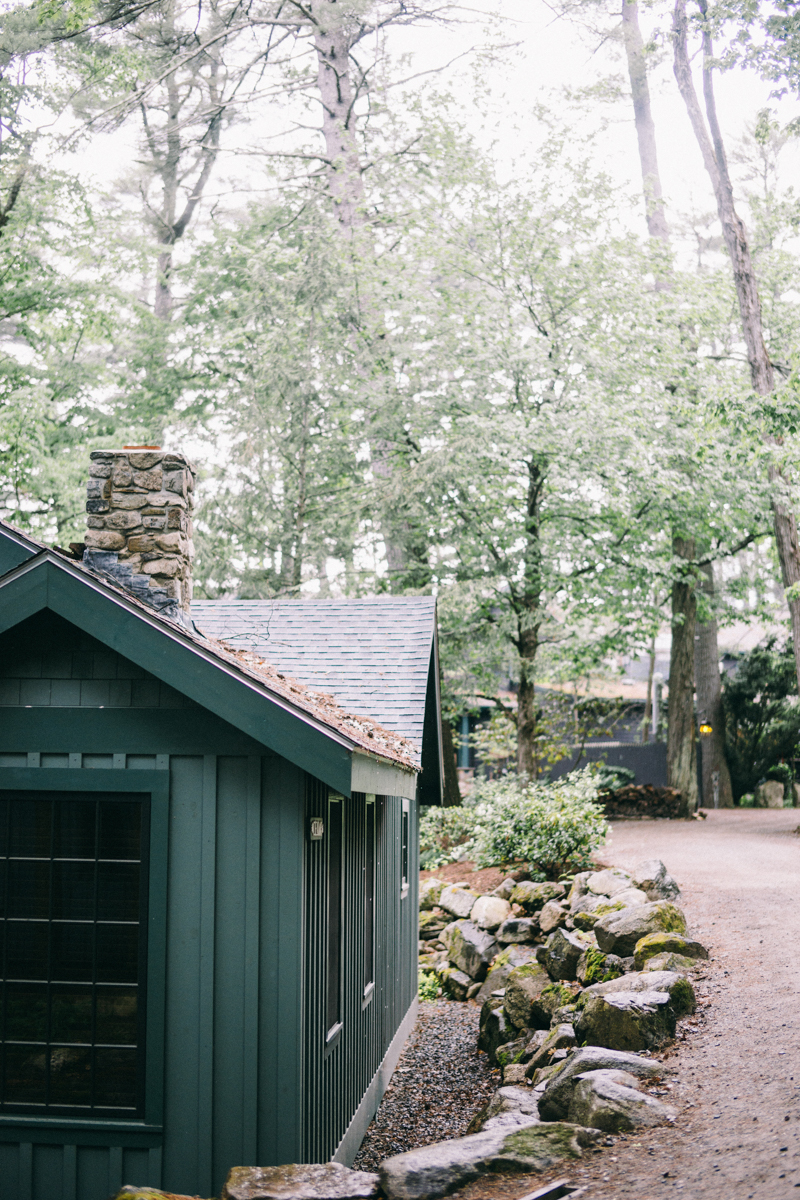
[325,793,343,1043]
[0,767,168,1134]
[363,794,376,1002]
[0,789,150,1118]
[400,797,410,898]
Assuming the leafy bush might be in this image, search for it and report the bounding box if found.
[419,803,479,869]
[469,768,608,876]
[593,764,636,792]
[722,639,800,802]
[418,970,441,1001]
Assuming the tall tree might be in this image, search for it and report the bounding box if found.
[673,0,800,693]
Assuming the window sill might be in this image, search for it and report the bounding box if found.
[325,1021,343,1049]
[0,1114,163,1144]
[362,982,375,1009]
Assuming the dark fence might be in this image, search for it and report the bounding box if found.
[547,741,668,788]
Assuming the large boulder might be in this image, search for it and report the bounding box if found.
[641,951,701,974]
[633,932,708,970]
[539,928,589,981]
[497,917,539,944]
[539,901,569,934]
[567,1069,677,1133]
[503,963,553,1029]
[419,879,446,911]
[439,885,481,919]
[470,895,512,932]
[478,999,515,1062]
[586,869,633,896]
[441,920,498,980]
[538,1045,662,1121]
[582,969,695,1018]
[574,990,676,1052]
[379,1122,599,1200]
[630,860,681,901]
[510,881,566,912]
[222,1165,380,1200]
[755,780,784,808]
[466,1086,541,1134]
[594,902,686,957]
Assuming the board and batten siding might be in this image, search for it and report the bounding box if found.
[303,782,418,1165]
[0,610,419,1200]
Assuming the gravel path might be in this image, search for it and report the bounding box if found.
[556,808,800,1199]
[353,1001,500,1170]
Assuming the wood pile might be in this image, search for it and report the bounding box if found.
[600,784,683,819]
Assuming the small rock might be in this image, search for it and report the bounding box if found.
[612,888,649,908]
[633,931,709,970]
[510,881,566,912]
[504,963,553,1029]
[531,982,576,1027]
[586,869,633,897]
[594,902,687,958]
[524,1023,576,1075]
[539,928,589,981]
[379,1122,599,1200]
[438,965,473,1000]
[419,909,449,940]
[467,1085,541,1134]
[495,1036,531,1068]
[419,879,446,911]
[567,871,592,909]
[567,1069,677,1132]
[505,944,540,967]
[502,1063,528,1085]
[491,878,517,900]
[574,989,676,1052]
[755,780,784,808]
[537,1045,662,1120]
[576,948,623,987]
[631,859,681,901]
[471,895,512,931]
[222,1164,380,1200]
[539,900,569,934]
[442,920,498,980]
[497,917,539,944]
[439,886,481,919]
[466,981,482,1000]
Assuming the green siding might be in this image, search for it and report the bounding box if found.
[0,608,419,1200]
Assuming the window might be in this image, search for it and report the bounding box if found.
[0,791,148,1116]
[325,795,342,1039]
[400,797,410,896]
[363,796,375,996]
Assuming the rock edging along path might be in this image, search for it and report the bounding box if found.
[557,808,800,1199]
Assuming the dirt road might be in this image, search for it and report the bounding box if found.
[565,808,800,1199]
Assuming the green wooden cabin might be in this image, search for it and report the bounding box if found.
[0,517,443,1200]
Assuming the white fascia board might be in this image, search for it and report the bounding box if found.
[351,753,418,800]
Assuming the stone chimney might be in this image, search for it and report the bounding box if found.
[82,448,196,621]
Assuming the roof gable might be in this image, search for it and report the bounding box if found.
[0,549,419,797]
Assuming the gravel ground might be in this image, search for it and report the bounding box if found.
[352,1000,500,1170]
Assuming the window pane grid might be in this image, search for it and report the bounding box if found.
[0,791,148,1117]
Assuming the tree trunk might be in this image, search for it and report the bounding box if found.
[694,563,734,806]
[516,459,544,777]
[667,537,698,814]
[673,0,800,691]
[440,719,462,807]
[621,0,669,241]
[642,633,656,742]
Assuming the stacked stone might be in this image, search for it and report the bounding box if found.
[83,448,195,616]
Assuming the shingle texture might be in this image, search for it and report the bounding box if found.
[192,598,436,761]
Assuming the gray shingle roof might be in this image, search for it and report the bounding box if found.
[191,598,436,762]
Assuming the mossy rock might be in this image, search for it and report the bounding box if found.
[509,880,566,913]
[114,1191,209,1200]
[573,911,599,931]
[593,901,625,918]
[504,962,552,1029]
[641,951,700,974]
[419,909,448,935]
[595,901,687,957]
[633,931,708,970]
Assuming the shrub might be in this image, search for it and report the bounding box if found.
[419,804,478,869]
[418,970,441,1001]
[722,639,800,802]
[469,769,608,876]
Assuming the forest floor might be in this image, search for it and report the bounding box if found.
[372,808,800,1200]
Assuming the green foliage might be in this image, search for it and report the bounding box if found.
[722,639,800,802]
[419,804,478,869]
[417,970,441,1002]
[469,769,608,876]
[593,764,636,792]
